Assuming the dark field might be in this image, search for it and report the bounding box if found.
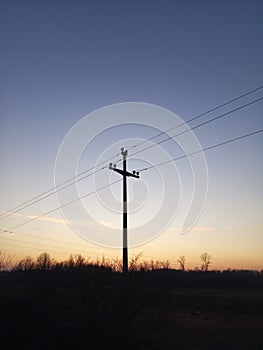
[0,269,262,350]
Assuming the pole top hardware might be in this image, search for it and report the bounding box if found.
[121,148,128,156]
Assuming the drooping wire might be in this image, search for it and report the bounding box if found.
[127,84,263,149]
[0,230,107,251]
[128,97,263,158]
[0,154,121,221]
[2,179,122,232]
[1,85,262,220]
[1,128,262,233]
[138,129,263,172]
[0,239,120,259]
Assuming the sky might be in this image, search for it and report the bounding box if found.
[0,0,262,270]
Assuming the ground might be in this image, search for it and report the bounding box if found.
[0,270,262,349]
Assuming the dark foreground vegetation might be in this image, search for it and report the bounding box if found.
[0,254,263,349]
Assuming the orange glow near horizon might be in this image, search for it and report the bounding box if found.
[1,223,262,271]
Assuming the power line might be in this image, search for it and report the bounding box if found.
[0,229,114,252]
[1,236,91,253]
[0,228,248,271]
[0,166,107,221]
[0,228,241,269]
[0,154,121,221]
[1,85,262,220]
[1,127,262,233]
[1,239,121,259]
[129,96,263,158]
[0,236,116,258]
[127,84,263,149]
[2,94,261,224]
[3,179,122,232]
[139,129,263,172]
[1,241,73,257]
[0,229,124,259]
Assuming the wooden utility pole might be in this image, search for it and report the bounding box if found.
[109,148,140,273]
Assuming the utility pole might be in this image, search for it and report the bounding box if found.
[109,148,140,273]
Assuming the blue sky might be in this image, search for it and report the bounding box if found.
[0,0,262,269]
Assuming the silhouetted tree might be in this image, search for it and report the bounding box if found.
[177,255,186,271]
[161,260,171,269]
[75,254,86,269]
[16,255,35,271]
[110,256,122,272]
[0,250,13,271]
[129,252,143,272]
[36,252,52,270]
[65,254,87,269]
[200,252,211,271]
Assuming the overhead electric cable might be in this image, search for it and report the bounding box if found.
[139,129,263,172]
[4,179,122,232]
[1,128,262,233]
[127,84,263,149]
[1,85,262,220]
[0,229,113,251]
[0,154,121,220]
[0,166,107,221]
[129,97,263,158]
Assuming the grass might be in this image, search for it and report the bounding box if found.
[0,269,262,349]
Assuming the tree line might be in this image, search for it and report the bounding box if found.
[0,249,261,274]
[0,250,213,272]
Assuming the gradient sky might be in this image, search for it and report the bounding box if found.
[0,0,262,270]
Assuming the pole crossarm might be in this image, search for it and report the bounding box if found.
[109,165,140,178]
